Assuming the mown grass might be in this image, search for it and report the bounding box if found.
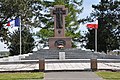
[96,71,120,80]
[0,72,44,80]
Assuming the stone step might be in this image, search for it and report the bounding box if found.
[22,49,97,60]
[22,49,120,60]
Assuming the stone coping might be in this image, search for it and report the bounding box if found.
[0,59,120,64]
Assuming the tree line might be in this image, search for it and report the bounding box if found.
[0,0,119,55]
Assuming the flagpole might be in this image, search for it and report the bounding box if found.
[95,18,98,52]
[86,18,98,52]
[20,16,22,56]
[95,28,97,52]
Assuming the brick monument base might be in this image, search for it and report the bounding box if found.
[49,37,71,49]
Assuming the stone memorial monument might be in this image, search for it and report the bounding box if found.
[49,5,71,49]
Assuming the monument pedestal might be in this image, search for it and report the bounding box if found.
[49,37,71,49]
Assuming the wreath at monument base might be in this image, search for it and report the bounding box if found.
[54,39,66,49]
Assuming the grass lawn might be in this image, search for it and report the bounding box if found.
[0,72,44,80]
[96,71,120,80]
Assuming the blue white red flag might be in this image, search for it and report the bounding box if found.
[7,18,20,27]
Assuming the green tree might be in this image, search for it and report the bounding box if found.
[8,28,35,56]
[35,0,83,48]
[85,0,120,53]
[0,0,41,43]
[0,0,41,53]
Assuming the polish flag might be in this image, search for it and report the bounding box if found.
[86,19,98,29]
[6,18,20,27]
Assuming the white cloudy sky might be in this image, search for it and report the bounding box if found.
[0,0,100,51]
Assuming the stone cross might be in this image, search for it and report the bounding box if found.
[51,5,68,37]
[49,5,71,49]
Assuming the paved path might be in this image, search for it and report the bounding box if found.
[0,59,120,71]
[45,63,90,71]
[45,62,120,71]
[0,62,120,71]
[44,72,103,80]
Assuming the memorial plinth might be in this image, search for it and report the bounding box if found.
[49,5,71,49]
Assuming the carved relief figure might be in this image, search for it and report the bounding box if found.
[53,8,66,29]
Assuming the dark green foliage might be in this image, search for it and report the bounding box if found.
[0,0,40,54]
[85,0,120,53]
[0,0,41,43]
[8,28,35,56]
[0,51,10,57]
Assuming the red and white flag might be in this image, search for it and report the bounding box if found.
[86,19,98,29]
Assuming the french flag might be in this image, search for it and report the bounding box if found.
[86,19,98,29]
[7,18,20,27]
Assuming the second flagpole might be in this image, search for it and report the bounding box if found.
[95,28,97,52]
